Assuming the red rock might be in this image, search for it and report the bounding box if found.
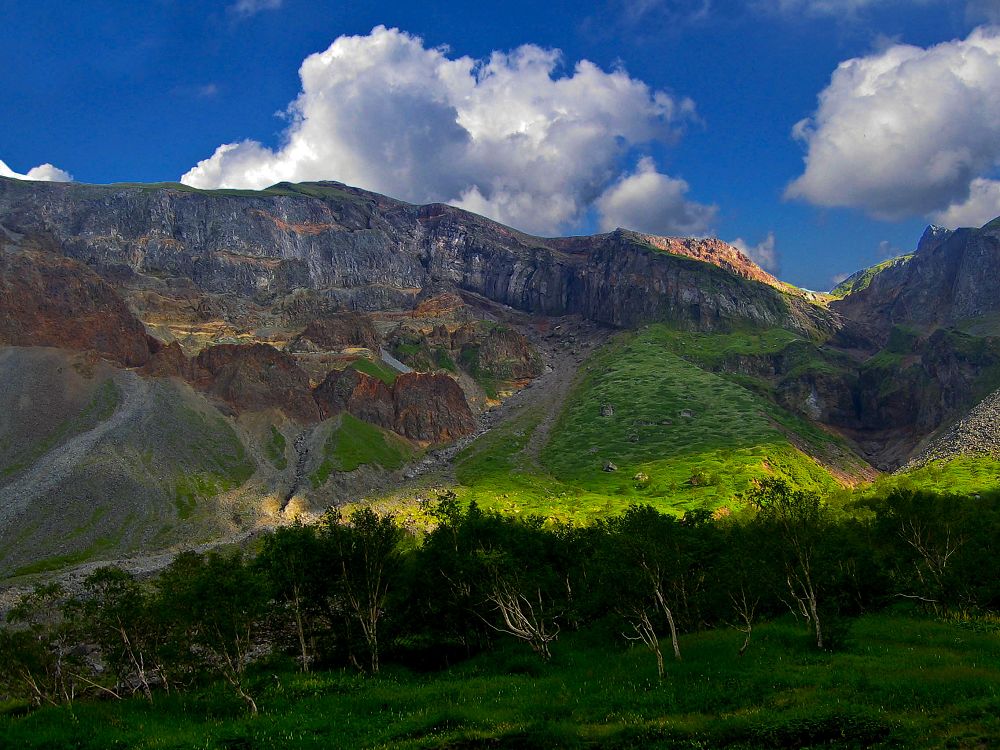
[195,343,319,422]
[0,249,152,367]
[313,367,394,427]
[392,372,475,443]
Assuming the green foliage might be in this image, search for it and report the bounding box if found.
[540,325,842,512]
[310,414,414,487]
[3,491,1000,747]
[2,615,998,748]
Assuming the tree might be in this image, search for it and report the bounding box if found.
[1,584,80,706]
[743,479,830,650]
[80,566,161,700]
[322,507,403,674]
[155,551,268,713]
[257,523,328,672]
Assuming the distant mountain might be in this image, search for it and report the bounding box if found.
[832,220,1000,340]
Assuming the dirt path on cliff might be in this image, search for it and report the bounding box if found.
[0,370,146,527]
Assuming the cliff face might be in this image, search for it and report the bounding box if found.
[0,177,828,336]
[832,221,1000,340]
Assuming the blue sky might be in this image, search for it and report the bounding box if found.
[2,0,998,290]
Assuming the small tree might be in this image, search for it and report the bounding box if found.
[156,551,268,713]
[743,479,829,650]
[80,567,161,700]
[322,507,403,674]
[258,523,327,672]
[1,584,80,706]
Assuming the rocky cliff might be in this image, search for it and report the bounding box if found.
[0,245,152,367]
[0,177,829,336]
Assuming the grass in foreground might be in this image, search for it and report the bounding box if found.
[2,613,997,749]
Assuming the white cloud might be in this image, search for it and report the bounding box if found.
[595,156,717,236]
[181,26,704,236]
[229,0,282,18]
[730,231,780,272]
[758,0,950,18]
[785,26,1000,220]
[0,159,73,182]
[930,177,1000,227]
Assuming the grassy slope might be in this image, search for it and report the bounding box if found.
[3,614,997,749]
[311,414,414,487]
[454,326,853,523]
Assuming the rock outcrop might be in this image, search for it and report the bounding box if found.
[314,367,394,426]
[314,367,475,444]
[392,372,476,443]
[0,247,152,367]
[195,343,319,422]
[832,219,1000,342]
[463,326,544,382]
[287,312,381,352]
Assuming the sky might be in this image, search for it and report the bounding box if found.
[2,0,999,291]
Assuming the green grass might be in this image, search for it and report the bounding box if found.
[2,613,998,748]
[351,358,399,386]
[540,326,842,508]
[311,415,414,487]
[266,426,288,470]
[877,456,1000,496]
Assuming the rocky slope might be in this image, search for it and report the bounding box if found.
[0,245,153,367]
[902,386,1000,470]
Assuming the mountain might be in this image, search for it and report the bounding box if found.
[832,220,1000,340]
[1,174,998,579]
[0,177,828,334]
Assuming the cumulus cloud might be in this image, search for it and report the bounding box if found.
[730,231,780,273]
[930,177,1000,227]
[181,26,706,236]
[0,159,73,182]
[595,157,717,236]
[785,27,1000,221]
[229,0,282,18]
